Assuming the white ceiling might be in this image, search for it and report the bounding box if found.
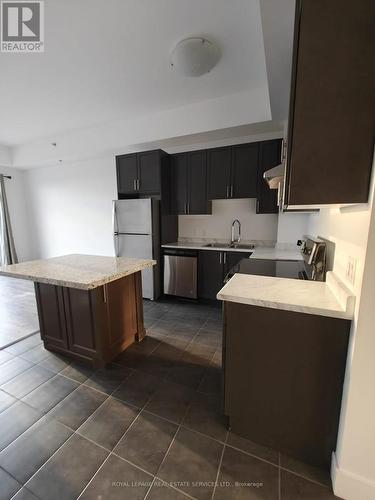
[0,0,272,146]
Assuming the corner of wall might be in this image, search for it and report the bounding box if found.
[332,453,375,500]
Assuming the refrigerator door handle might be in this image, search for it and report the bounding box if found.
[112,201,119,257]
[116,232,151,236]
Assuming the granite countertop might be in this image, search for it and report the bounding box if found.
[217,271,355,319]
[0,254,156,290]
[250,246,303,261]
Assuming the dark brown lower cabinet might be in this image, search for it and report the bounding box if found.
[223,301,351,469]
[35,272,145,368]
[198,251,252,300]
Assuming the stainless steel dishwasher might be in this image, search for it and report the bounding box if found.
[163,248,198,299]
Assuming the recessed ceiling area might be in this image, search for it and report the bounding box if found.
[0,0,271,147]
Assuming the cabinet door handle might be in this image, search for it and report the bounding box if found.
[133,179,137,191]
[103,285,107,303]
[223,252,227,264]
[187,202,190,214]
[226,185,229,198]
[137,179,140,191]
[219,252,222,264]
[230,185,233,198]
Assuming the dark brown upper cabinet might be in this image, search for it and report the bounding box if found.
[231,143,258,199]
[138,151,161,194]
[170,151,211,215]
[116,150,167,196]
[207,147,232,199]
[116,153,138,194]
[284,0,375,206]
[207,144,259,200]
[256,140,282,214]
[170,153,188,214]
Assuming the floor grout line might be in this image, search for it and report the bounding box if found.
[75,453,112,499]
[143,476,157,500]
[211,430,229,500]
[278,465,332,490]
[20,432,77,495]
[1,330,41,352]
[0,366,56,401]
[146,386,200,500]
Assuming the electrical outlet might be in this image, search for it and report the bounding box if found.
[346,256,357,286]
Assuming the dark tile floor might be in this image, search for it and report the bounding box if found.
[0,298,340,499]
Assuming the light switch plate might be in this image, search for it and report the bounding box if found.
[346,256,357,286]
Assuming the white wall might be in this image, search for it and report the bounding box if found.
[307,205,372,295]
[24,155,117,259]
[303,160,375,499]
[178,198,278,242]
[277,211,309,245]
[0,145,12,166]
[331,198,375,500]
[0,166,32,262]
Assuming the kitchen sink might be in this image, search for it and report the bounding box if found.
[229,243,255,250]
[204,243,254,250]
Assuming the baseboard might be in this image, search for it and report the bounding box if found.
[331,452,375,500]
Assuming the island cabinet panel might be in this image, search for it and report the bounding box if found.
[63,287,102,359]
[223,302,351,469]
[35,284,68,350]
[35,272,145,368]
[105,274,138,350]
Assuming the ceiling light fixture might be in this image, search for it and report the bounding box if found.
[169,37,221,77]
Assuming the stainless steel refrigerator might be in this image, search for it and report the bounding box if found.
[112,198,161,300]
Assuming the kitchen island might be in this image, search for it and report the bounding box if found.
[0,254,156,368]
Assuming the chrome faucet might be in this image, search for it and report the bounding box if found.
[231,219,241,246]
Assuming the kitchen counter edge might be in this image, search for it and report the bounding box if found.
[217,271,355,320]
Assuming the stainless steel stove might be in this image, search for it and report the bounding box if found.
[225,236,327,282]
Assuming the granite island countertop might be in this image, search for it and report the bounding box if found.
[0,254,156,290]
[217,271,355,319]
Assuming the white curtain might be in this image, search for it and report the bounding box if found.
[0,174,18,265]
